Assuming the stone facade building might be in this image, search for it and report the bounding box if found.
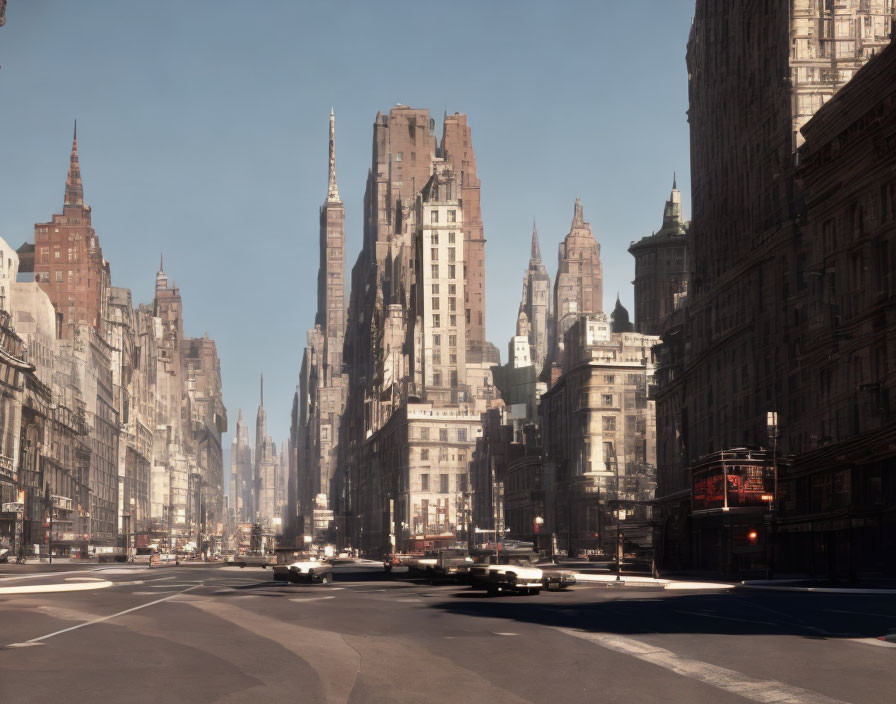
[540,315,657,556]
[652,0,896,575]
[628,178,689,335]
[6,128,227,557]
[229,409,253,522]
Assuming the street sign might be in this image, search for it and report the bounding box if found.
[2,502,24,512]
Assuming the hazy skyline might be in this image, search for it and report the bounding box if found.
[0,1,693,458]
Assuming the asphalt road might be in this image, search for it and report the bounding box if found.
[1,562,894,703]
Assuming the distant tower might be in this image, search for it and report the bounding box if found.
[518,221,551,374]
[628,175,689,335]
[554,198,603,357]
[610,293,634,333]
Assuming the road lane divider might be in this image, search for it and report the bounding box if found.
[5,584,201,645]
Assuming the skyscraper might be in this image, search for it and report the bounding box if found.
[295,111,349,539]
[553,198,603,363]
[517,222,551,375]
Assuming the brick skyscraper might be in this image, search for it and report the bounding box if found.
[553,198,603,364]
[441,113,486,349]
[32,123,110,339]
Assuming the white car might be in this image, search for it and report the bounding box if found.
[484,563,543,596]
[273,558,334,584]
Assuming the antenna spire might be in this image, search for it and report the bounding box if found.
[326,109,341,203]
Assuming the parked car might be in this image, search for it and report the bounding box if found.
[428,548,474,583]
[233,552,276,568]
[273,557,334,584]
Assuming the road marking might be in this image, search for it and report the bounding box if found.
[289,596,335,603]
[64,577,107,582]
[130,591,177,595]
[825,609,894,618]
[673,609,779,627]
[554,627,849,704]
[493,632,518,636]
[7,585,200,645]
[848,638,896,649]
[0,580,114,595]
[0,569,99,582]
[6,642,44,648]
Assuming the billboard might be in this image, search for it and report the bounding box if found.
[693,463,773,511]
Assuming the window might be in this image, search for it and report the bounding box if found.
[605,374,615,384]
[432,314,440,328]
[457,474,467,491]
[421,427,430,440]
[448,265,456,279]
[448,297,456,311]
[457,428,467,442]
[55,271,62,282]
[448,284,456,295]
[448,210,457,223]
[448,247,456,262]
[448,334,457,347]
[450,315,457,326]
[431,233,439,245]
[431,210,439,224]
[458,452,466,462]
[449,353,457,364]
[439,428,448,442]
[432,297,440,310]
[450,369,458,387]
[603,416,616,432]
[421,474,429,491]
[395,152,403,162]
[440,474,449,493]
[433,334,441,347]
[433,371,442,386]
[421,448,429,461]
[432,264,439,278]
[54,250,60,259]
[431,247,439,261]
[603,394,613,406]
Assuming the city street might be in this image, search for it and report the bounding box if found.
[1,562,894,703]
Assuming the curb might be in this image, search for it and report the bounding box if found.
[737,584,896,595]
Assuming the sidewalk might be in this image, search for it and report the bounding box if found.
[737,578,896,594]
[572,572,735,590]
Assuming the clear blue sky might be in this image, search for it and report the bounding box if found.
[0,1,694,465]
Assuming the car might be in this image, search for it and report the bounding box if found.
[483,563,543,596]
[273,557,334,584]
[233,552,276,568]
[539,566,577,590]
[468,551,544,595]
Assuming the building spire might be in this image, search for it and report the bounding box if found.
[326,108,341,203]
[159,252,164,273]
[260,373,264,407]
[571,197,586,228]
[673,171,677,190]
[64,119,84,208]
[663,171,684,229]
[530,220,542,262]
